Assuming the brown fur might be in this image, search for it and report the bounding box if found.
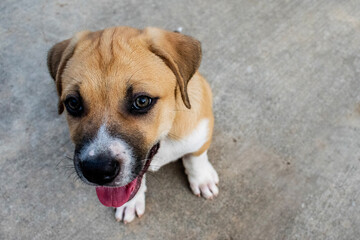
[47,26,213,156]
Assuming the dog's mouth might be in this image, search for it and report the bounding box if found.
[95,143,160,208]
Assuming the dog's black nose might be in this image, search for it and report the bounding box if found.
[80,154,120,185]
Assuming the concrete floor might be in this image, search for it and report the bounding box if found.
[1,0,360,239]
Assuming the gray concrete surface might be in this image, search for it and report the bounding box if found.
[1,0,360,239]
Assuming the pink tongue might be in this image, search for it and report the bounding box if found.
[95,177,138,207]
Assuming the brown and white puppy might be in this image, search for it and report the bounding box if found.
[47,26,219,223]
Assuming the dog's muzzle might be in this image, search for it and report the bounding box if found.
[74,142,160,208]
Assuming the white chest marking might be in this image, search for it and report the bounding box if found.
[149,119,209,171]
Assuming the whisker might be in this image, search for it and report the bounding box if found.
[56,160,63,168]
[66,171,75,179]
[56,164,75,171]
[71,173,82,184]
[56,155,78,180]
[55,154,73,168]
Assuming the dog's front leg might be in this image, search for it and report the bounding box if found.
[115,175,147,223]
[183,151,219,199]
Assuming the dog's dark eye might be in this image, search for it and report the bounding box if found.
[133,96,152,110]
[64,96,83,116]
[127,91,158,115]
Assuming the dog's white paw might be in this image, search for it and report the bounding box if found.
[183,151,219,199]
[115,177,146,223]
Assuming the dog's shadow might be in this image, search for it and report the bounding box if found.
[146,158,189,196]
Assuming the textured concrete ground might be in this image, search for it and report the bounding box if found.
[1,0,360,239]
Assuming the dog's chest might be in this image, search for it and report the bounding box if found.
[149,119,209,171]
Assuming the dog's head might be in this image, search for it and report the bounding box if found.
[47,27,201,207]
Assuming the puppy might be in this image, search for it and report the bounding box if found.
[47,26,219,223]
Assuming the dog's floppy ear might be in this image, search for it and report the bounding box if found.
[144,27,202,109]
[47,38,73,114]
[47,39,70,81]
[47,31,89,114]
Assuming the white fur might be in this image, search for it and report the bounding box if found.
[149,119,210,171]
[79,124,134,185]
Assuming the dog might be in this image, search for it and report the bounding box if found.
[47,26,219,223]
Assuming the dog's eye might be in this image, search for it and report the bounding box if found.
[133,96,152,110]
[64,96,83,116]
